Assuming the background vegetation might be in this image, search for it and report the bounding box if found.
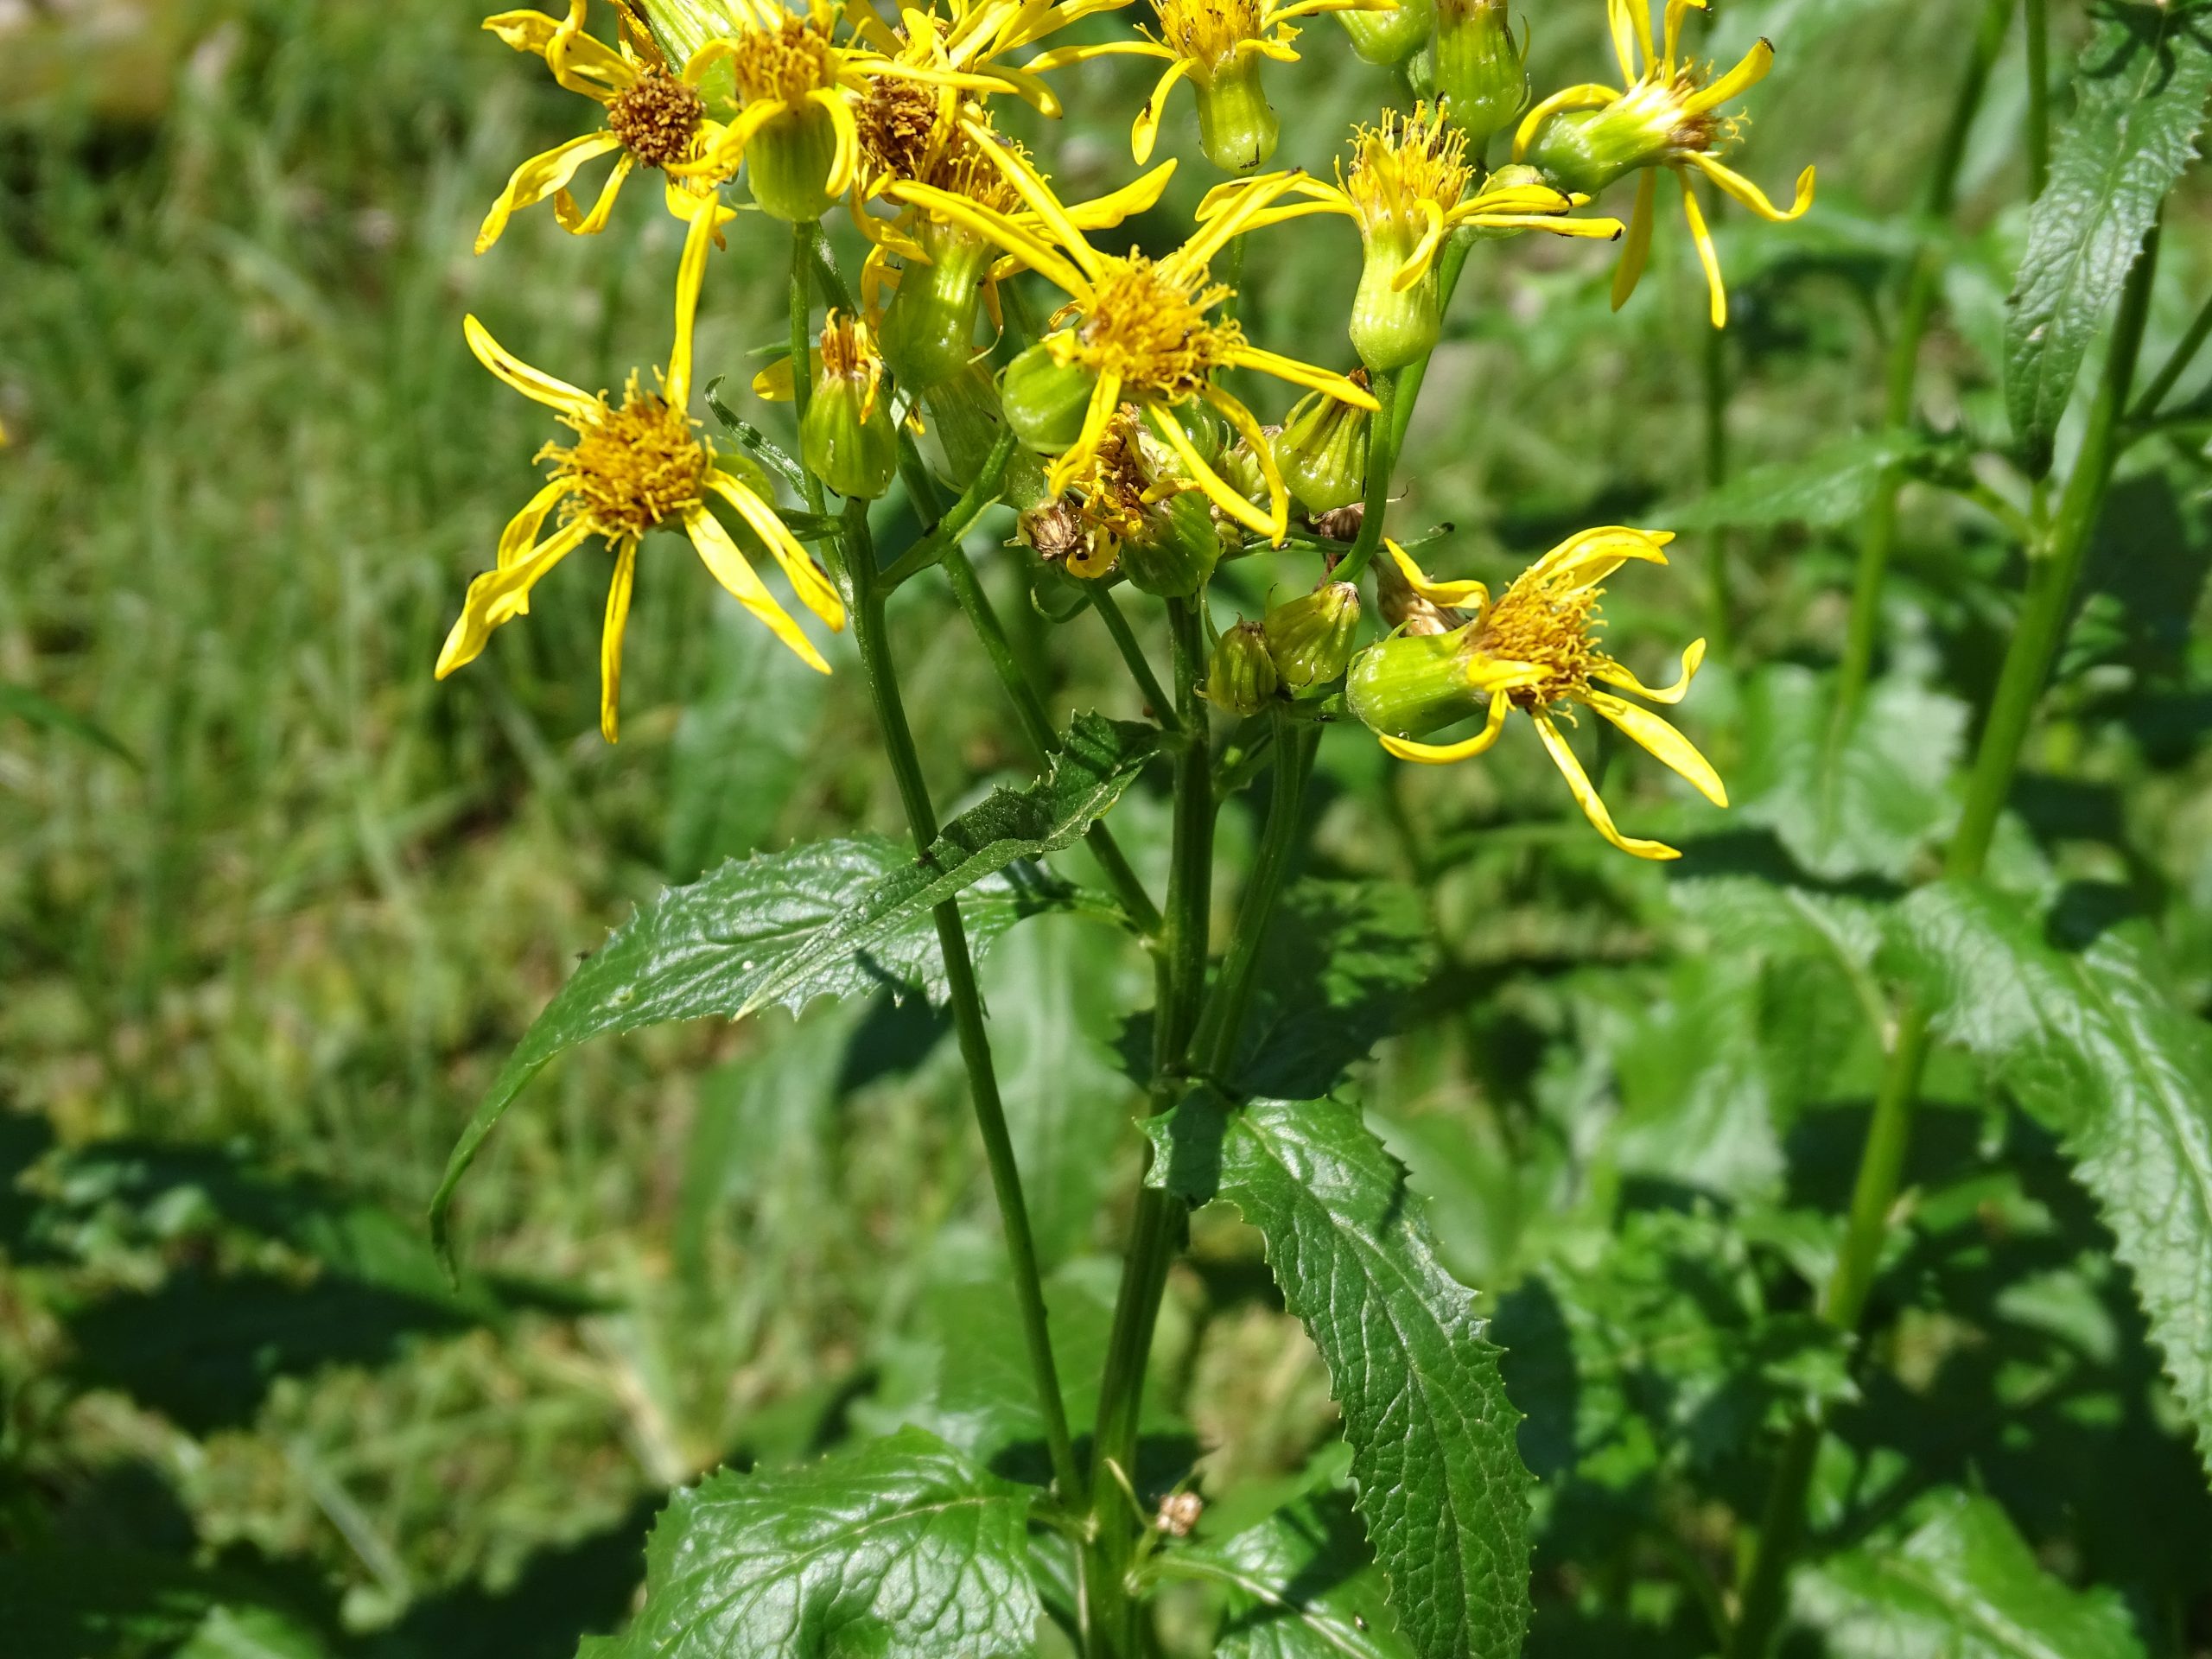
[3,0,2210,1654]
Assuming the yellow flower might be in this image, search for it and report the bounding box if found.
[894,124,1375,540]
[841,0,1138,118]
[1347,529,1722,860]
[1513,0,1812,326]
[437,208,844,741]
[476,0,737,252]
[1199,104,1623,367]
[1024,0,1395,170]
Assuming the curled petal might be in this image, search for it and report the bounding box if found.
[1224,345,1376,409]
[1386,539,1488,609]
[1198,385,1288,542]
[436,516,594,677]
[1379,692,1513,764]
[550,151,637,236]
[476,130,624,253]
[706,471,846,631]
[1534,712,1681,861]
[464,315,601,422]
[497,479,578,571]
[1512,84,1619,162]
[599,537,639,742]
[683,506,833,673]
[1583,689,1726,806]
[1133,56,1194,165]
[1685,152,1815,222]
[1591,637,1706,704]
[1046,372,1123,498]
[1525,524,1675,593]
[1679,173,1726,328]
[1684,35,1773,115]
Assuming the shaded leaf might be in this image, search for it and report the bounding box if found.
[1150,1097,1529,1659]
[1654,431,1938,531]
[431,714,1160,1262]
[1889,881,2212,1475]
[579,1427,1039,1659]
[1795,1490,2145,1658]
[2005,3,2212,474]
[1159,1491,1413,1659]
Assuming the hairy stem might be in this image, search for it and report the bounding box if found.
[1834,0,2012,721]
[1727,220,2163,1659]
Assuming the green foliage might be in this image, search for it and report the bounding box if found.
[1156,1491,1412,1658]
[2005,2,2212,474]
[1655,431,1941,531]
[1150,1097,1529,1659]
[579,1428,1039,1658]
[1888,881,2212,1476]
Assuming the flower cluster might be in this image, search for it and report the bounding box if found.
[439,0,1813,853]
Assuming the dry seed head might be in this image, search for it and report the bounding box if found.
[1019,499,1088,561]
[1346,104,1471,227]
[732,7,842,104]
[546,375,709,537]
[1153,0,1272,75]
[607,71,709,168]
[1476,562,1604,709]
[856,73,945,181]
[1051,256,1243,404]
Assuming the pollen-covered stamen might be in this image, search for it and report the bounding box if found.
[1053,257,1243,403]
[857,74,944,182]
[607,71,709,169]
[732,11,842,104]
[1152,0,1269,74]
[1345,105,1472,228]
[547,375,709,537]
[1475,567,1604,710]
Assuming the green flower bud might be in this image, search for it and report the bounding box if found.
[1193,54,1280,172]
[1338,0,1435,68]
[1065,407,1230,595]
[1433,0,1528,155]
[880,221,995,392]
[1264,581,1362,691]
[1117,489,1225,597]
[747,99,842,223]
[1206,620,1279,716]
[1000,337,1097,454]
[800,313,898,499]
[1350,239,1441,373]
[1274,375,1370,514]
[1347,625,1483,737]
[1217,430,1274,505]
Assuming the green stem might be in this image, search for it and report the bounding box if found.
[879,428,1015,588]
[2024,0,2050,201]
[1089,582,1179,730]
[839,495,1084,1508]
[2130,286,2212,423]
[1702,315,1736,656]
[1726,220,2163,1659]
[1834,0,2012,721]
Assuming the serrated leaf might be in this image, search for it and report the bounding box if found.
[1159,1491,1413,1659]
[430,714,1160,1261]
[2005,3,2212,474]
[1653,431,1938,531]
[1794,1491,2145,1659]
[1888,881,2212,1476]
[1738,664,1966,881]
[1149,1097,1529,1659]
[582,1427,1039,1659]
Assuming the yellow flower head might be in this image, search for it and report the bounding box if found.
[894,125,1372,539]
[1025,0,1394,169]
[1347,528,1723,860]
[475,0,739,252]
[1513,0,1814,326]
[438,208,845,742]
[842,0,1137,118]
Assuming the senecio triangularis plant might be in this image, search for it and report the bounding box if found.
[431,0,1822,1651]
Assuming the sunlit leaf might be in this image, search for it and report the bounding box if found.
[1157,1491,1413,1659]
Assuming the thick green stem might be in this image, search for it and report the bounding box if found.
[841,493,1084,1510]
[1834,0,2012,721]
[1727,222,2163,1659]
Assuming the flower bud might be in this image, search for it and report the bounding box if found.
[747,99,843,223]
[1348,626,1484,737]
[1000,337,1097,454]
[1274,376,1370,514]
[1433,0,1528,155]
[1264,581,1362,690]
[1117,489,1225,596]
[880,221,995,392]
[1206,620,1279,716]
[801,312,897,499]
[1193,55,1280,173]
[1217,429,1274,505]
[1338,0,1434,68]
[1350,245,1441,373]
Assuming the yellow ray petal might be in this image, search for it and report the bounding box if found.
[1166,392,1282,541]
[1130,56,1196,165]
[667,199,724,407]
[1607,0,1649,83]
[599,536,639,742]
[435,516,594,677]
[1046,372,1123,495]
[1465,210,1625,240]
[1680,174,1726,328]
[1684,35,1772,114]
[1684,152,1815,222]
[551,151,637,235]
[1526,524,1674,591]
[1167,169,1303,279]
[1379,693,1511,763]
[1611,168,1658,312]
[706,471,847,630]
[812,87,861,198]
[1661,0,1708,73]
[464,315,601,421]
[476,130,625,253]
[889,181,1094,296]
[1533,711,1681,860]
[1062,159,1180,229]
[1393,198,1446,291]
[1583,688,1726,806]
[1513,84,1620,162]
[1223,346,1377,409]
[1591,637,1706,704]
[1021,37,1178,72]
[683,506,833,672]
[498,478,579,570]
[1385,539,1488,608]
[486,7,632,94]
[960,115,1106,281]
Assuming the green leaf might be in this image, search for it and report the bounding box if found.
[1889,881,2212,1476]
[1149,1097,1529,1659]
[2005,3,2212,474]
[1738,665,1966,881]
[0,680,139,766]
[1653,431,1938,531]
[1158,1491,1413,1659]
[581,1427,1039,1659]
[1795,1491,2145,1659]
[431,714,1160,1262]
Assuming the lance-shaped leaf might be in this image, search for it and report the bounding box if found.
[431,714,1161,1262]
[2005,4,2212,474]
[579,1428,1039,1659]
[1155,1491,1413,1658]
[1795,1490,2145,1659]
[1148,1098,1529,1659]
[1889,881,2212,1477]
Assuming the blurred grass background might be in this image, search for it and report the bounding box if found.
[3,0,2211,1653]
